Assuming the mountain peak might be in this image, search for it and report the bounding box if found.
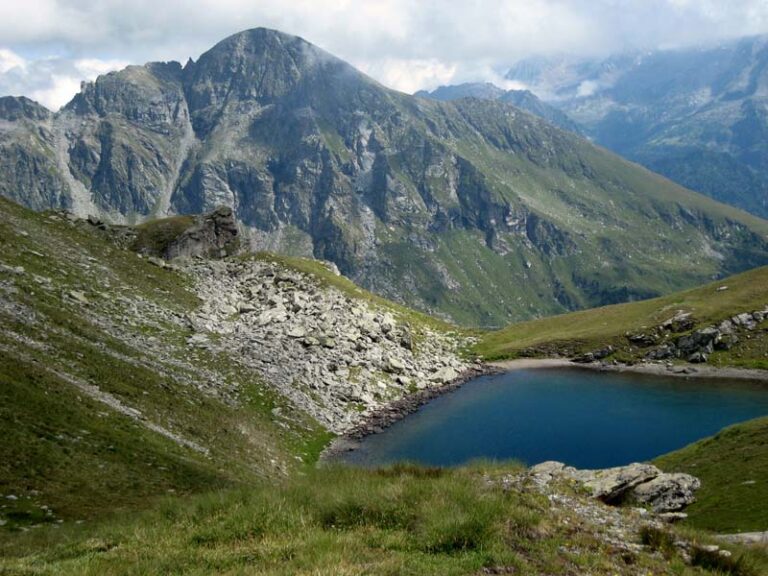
[182,27,354,135]
[216,26,308,46]
[190,26,344,81]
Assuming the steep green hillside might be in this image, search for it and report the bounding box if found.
[655,417,768,532]
[2,28,768,326]
[0,196,477,529]
[0,197,333,527]
[475,265,768,364]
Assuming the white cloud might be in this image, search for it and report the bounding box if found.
[28,74,82,110]
[355,58,457,94]
[1,0,768,103]
[576,80,599,98]
[74,58,128,77]
[0,49,26,74]
[0,48,128,110]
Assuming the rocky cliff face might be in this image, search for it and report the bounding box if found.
[3,28,768,326]
[0,96,68,211]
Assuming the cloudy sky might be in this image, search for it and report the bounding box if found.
[1,0,768,110]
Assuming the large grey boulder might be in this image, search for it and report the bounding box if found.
[164,206,240,260]
[529,460,570,484]
[528,461,700,513]
[632,473,701,512]
[571,463,660,503]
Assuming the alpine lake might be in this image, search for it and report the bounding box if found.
[340,368,768,469]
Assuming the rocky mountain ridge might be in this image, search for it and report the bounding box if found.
[3,28,768,326]
[415,81,583,134]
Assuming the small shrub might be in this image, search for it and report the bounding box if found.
[415,488,501,554]
[639,526,676,557]
[419,511,495,554]
[690,547,758,576]
[376,463,444,479]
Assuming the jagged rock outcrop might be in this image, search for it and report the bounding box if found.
[635,306,768,364]
[131,206,240,260]
[0,96,51,122]
[164,206,239,259]
[3,29,768,326]
[632,473,702,513]
[0,96,69,211]
[530,461,700,513]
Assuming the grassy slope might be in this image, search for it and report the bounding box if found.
[0,198,466,531]
[0,197,331,528]
[475,265,768,365]
[655,417,768,533]
[410,100,768,326]
[4,463,763,576]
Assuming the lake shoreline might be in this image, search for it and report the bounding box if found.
[320,358,768,464]
[491,358,768,382]
[319,363,501,462]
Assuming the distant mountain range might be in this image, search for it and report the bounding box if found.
[505,36,768,219]
[2,28,768,326]
[414,83,582,134]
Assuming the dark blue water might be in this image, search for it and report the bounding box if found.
[342,368,768,469]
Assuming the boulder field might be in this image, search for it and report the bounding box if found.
[183,257,473,433]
